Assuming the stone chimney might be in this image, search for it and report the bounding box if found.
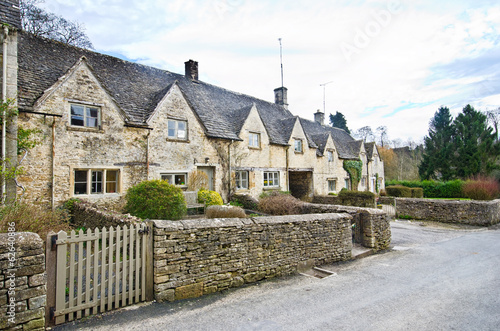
[314,109,325,125]
[184,59,198,81]
[274,87,288,109]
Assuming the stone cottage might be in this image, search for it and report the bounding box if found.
[0,2,384,207]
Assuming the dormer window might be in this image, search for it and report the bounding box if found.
[167,119,187,140]
[327,150,334,162]
[294,139,303,153]
[249,132,260,148]
[70,104,100,128]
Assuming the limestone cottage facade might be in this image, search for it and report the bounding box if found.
[1,2,384,207]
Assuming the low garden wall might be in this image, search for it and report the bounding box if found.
[312,194,376,208]
[152,213,352,302]
[302,203,391,251]
[71,200,140,229]
[395,198,500,226]
[0,233,46,330]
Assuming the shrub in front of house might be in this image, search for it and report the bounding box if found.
[338,189,376,207]
[198,189,223,206]
[386,180,464,198]
[462,176,500,200]
[230,194,258,210]
[258,191,303,215]
[205,205,246,218]
[125,180,186,220]
[385,185,412,197]
[411,187,424,198]
[0,202,71,241]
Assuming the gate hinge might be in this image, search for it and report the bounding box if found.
[51,234,58,251]
[50,306,55,322]
[138,226,150,235]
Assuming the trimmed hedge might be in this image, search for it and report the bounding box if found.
[125,180,186,220]
[338,189,376,207]
[411,187,424,198]
[385,185,412,197]
[385,180,464,198]
[198,189,224,206]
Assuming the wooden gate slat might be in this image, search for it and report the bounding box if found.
[135,224,141,303]
[107,226,114,311]
[52,222,150,326]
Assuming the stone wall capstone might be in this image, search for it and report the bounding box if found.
[0,232,46,331]
[395,198,500,226]
[152,213,352,302]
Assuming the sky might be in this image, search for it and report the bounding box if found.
[37,0,500,145]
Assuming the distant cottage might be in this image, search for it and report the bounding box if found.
[0,1,384,207]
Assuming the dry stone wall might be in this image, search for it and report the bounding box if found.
[395,198,500,226]
[152,213,352,302]
[302,203,391,251]
[0,232,46,330]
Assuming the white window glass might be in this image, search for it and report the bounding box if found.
[71,104,100,128]
[294,139,302,152]
[249,133,260,148]
[327,151,333,162]
[167,120,188,140]
[235,171,248,189]
[264,171,279,187]
[328,180,336,192]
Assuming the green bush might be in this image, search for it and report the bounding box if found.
[198,189,223,206]
[386,180,464,198]
[338,190,376,207]
[125,180,186,220]
[385,185,412,197]
[230,194,258,210]
[411,187,424,198]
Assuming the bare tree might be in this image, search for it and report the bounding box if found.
[353,126,375,142]
[376,126,388,147]
[20,0,93,49]
[486,107,500,141]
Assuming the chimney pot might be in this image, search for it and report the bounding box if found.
[185,59,198,81]
[314,109,325,125]
[274,87,288,110]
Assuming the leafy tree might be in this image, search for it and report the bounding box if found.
[20,0,93,49]
[453,104,498,178]
[329,111,350,133]
[419,107,455,180]
[378,146,398,180]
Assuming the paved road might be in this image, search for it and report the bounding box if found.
[56,221,500,331]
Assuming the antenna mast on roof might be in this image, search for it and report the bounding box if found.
[279,38,284,89]
[320,81,333,114]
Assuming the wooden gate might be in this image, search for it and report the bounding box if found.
[46,223,153,326]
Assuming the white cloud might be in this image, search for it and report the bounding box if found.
[39,0,500,143]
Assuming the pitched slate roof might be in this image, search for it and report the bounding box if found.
[298,118,359,159]
[0,0,21,29]
[18,31,361,154]
[364,142,376,160]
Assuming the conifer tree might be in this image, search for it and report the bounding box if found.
[419,107,454,180]
[329,111,350,133]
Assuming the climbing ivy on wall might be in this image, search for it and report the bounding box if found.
[343,159,363,191]
[375,173,379,193]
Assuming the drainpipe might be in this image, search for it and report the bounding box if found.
[51,118,56,210]
[285,146,290,191]
[228,140,233,200]
[146,131,150,180]
[2,26,8,203]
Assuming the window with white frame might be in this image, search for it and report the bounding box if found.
[328,179,336,192]
[263,171,279,188]
[345,178,350,190]
[161,173,187,186]
[249,132,260,148]
[361,177,366,187]
[294,139,303,153]
[167,119,187,140]
[74,169,119,195]
[235,171,249,190]
[327,150,334,162]
[70,104,100,128]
